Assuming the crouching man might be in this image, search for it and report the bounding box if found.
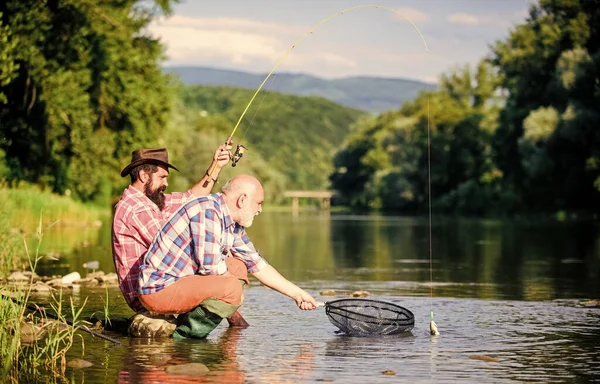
[137,174,317,338]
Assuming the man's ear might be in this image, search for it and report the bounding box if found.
[139,169,150,184]
[237,193,247,209]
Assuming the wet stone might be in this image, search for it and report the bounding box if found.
[382,370,396,376]
[128,312,177,338]
[350,290,370,298]
[96,272,118,284]
[149,353,172,366]
[20,322,47,344]
[29,282,53,293]
[73,277,99,287]
[165,363,209,376]
[320,290,337,296]
[8,271,30,282]
[67,358,93,369]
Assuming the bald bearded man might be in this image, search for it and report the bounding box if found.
[138,175,318,338]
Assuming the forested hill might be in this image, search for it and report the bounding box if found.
[165,66,436,114]
[170,85,365,196]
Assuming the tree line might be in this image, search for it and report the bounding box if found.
[331,0,600,215]
[1,0,599,215]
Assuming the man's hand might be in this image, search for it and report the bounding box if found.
[214,138,233,169]
[293,290,318,310]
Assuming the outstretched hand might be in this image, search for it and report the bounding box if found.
[213,137,233,169]
[293,290,318,310]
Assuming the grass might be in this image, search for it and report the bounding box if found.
[0,213,89,383]
[0,184,108,234]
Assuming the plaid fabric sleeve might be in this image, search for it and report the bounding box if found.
[230,225,268,273]
[191,206,228,275]
[163,190,193,216]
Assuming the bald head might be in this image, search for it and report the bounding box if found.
[221,174,264,227]
[221,174,262,197]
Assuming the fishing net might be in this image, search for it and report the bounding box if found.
[324,299,414,336]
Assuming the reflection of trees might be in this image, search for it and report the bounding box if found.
[248,212,335,281]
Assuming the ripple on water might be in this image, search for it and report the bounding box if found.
[57,282,600,383]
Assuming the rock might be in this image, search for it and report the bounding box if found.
[320,290,337,296]
[350,290,370,298]
[67,358,93,369]
[149,353,172,366]
[165,363,209,376]
[580,299,599,308]
[7,272,29,282]
[382,370,396,376]
[22,271,41,282]
[128,312,177,338]
[73,277,99,287]
[83,261,100,271]
[96,272,118,284]
[47,278,63,286]
[30,282,53,293]
[20,322,47,344]
[61,272,81,284]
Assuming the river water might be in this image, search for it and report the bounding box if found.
[31,212,600,383]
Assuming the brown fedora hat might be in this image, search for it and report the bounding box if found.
[120,148,179,177]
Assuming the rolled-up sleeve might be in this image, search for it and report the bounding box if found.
[230,225,268,273]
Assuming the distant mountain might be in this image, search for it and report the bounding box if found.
[164,66,436,114]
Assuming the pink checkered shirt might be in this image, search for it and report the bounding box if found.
[112,185,193,312]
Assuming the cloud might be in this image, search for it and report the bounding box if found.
[394,7,430,24]
[446,13,512,29]
[447,13,481,25]
[148,15,292,65]
[148,15,358,73]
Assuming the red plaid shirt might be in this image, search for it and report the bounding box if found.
[112,185,193,312]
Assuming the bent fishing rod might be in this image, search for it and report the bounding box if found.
[204,4,428,180]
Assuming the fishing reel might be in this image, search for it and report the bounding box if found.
[231,144,247,167]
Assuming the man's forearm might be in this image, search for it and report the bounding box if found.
[190,161,223,197]
[251,265,303,298]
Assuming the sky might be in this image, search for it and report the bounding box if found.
[147,0,534,83]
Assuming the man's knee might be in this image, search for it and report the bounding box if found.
[222,277,244,305]
[226,257,249,284]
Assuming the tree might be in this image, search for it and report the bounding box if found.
[0,0,177,204]
[492,0,600,212]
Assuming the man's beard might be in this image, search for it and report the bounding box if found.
[239,206,259,228]
[144,181,166,211]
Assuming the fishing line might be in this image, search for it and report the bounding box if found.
[239,73,281,144]
[206,4,429,177]
[428,92,440,336]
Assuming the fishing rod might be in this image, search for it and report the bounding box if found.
[1,293,122,345]
[204,4,429,180]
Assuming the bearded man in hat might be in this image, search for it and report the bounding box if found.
[112,140,248,330]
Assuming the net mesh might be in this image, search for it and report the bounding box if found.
[325,299,414,336]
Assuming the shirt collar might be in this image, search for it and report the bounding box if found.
[125,185,159,211]
[216,193,236,229]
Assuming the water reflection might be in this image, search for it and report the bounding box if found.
[117,328,245,383]
[37,213,600,301]
[28,212,600,383]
